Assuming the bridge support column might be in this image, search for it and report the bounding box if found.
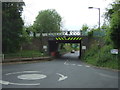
[48,41,59,56]
[78,40,82,59]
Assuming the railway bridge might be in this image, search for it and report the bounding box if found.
[40,31,89,58]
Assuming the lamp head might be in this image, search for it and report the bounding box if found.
[88,7,94,9]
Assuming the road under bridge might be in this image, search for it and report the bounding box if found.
[41,31,89,58]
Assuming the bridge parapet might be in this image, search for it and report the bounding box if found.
[42,31,82,37]
[30,31,88,37]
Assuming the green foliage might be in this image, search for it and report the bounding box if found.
[88,31,93,37]
[21,26,32,43]
[4,50,46,59]
[82,42,119,70]
[82,0,120,70]
[33,9,62,33]
[59,44,77,54]
[83,44,99,62]
[81,24,89,36]
[105,1,120,48]
[110,11,120,48]
[81,24,89,31]
[2,2,25,53]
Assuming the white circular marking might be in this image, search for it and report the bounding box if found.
[17,74,47,80]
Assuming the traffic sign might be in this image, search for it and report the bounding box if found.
[82,46,86,50]
[111,49,118,54]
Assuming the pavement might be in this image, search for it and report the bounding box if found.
[1,51,120,88]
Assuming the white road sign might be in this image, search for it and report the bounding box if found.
[82,46,86,50]
[111,49,118,54]
[43,46,47,49]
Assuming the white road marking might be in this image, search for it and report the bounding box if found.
[56,73,68,81]
[5,71,41,75]
[71,64,76,66]
[2,71,46,86]
[0,80,40,86]
[64,60,69,65]
[0,80,9,85]
[85,65,90,67]
[17,74,47,80]
[77,65,82,66]
[64,62,67,65]
[65,63,69,65]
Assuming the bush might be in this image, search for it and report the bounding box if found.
[82,43,119,70]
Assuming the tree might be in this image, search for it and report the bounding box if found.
[105,0,120,48]
[33,9,62,33]
[110,10,120,48]
[81,24,89,36]
[2,2,25,53]
[81,24,89,31]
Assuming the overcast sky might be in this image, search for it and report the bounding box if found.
[22,0,114,30]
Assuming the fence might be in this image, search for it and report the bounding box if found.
[93,30,106,37]
[1,53,51,63]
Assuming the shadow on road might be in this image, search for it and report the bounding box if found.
[57,51,80,61]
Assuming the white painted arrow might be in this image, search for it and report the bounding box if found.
[0,80,40,86]
[56,73,68,81]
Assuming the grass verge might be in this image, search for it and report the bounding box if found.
[4,50,47,59]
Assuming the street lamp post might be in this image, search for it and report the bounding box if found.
[88,7,101,30]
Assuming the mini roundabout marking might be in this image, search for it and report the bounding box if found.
[1,71,47,86]
[17,74,47,80]
[1,71,68,86]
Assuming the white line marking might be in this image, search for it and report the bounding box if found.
[56,73,68,81]
[77,65,82,66]
[5,71,41,75]
[85,65,90,67]
[71,64,76,66]
[64,62,66,65]
[9,82,40,86]
[64,60,69,65]
[0,80,9,85]
[0,80,40,86]
[17,74,47,80]
[64,62,69,65]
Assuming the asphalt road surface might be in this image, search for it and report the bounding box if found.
[1,51,119,88]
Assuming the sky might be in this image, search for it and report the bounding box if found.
[22,0,114,30]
